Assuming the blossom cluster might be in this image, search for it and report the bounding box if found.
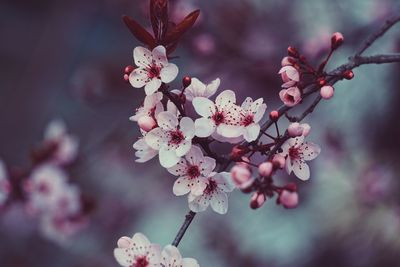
[114,233,200,267]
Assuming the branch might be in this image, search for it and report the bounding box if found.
[355,14,400,56]
[171,210,196,247]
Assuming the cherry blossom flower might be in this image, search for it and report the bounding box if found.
[25,164,69,213]
[279,190,299,209]
[129,46,179,95]
[0,160,10,206]
[129,92,163,123]
[133,137,158,163]
[188,172,235,214]
[161,245,200,267]
[114,233,161,267]
[44,120,79,166]
[238,97,267,142]
[279,65,300,88]
[192,90,241,138]
[145,111,195,168]
[184,77,220,101]
[287,122,311,137]
[280,136,321,181]
[279,86,302,107]
[167,145,216,196]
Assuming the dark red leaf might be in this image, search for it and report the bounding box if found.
[164,10,200,44]
[150,0,169,41]
[122,15,156,48]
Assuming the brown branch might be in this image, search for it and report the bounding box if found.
[171,210,196,246]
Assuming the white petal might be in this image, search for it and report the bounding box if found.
[241,97,253,110]
[176,141,192,157]
[188,195,209,213]
[185,78,206,101]
[285,156,293,174]
[205,78,220,98]
[144,128,167,150]
[148,244,162,265]
[167,158,187,176]
[217,124,243,138]
[215,90,236,109]
[213,172,235,192]
[253,103,267,123]
[301,142,321,160]
[292,160,310,181]
[185,145,203,165]
[199,157,216,176]
[157,111,179,130]
[160,64,179,83]
[210,191,228,214]
[144,78,162,95]
[194,118,216,137]
[180,117,195,139]
[129,68,148,88]
[173,177,191,196]
[191,178,207,196]
[143,92,163,109]
[243,123,260,142]
[133,46,152,67]
[161,245,182,264]
[131,232,151,247]
[192,97,216,117]
[113,248,131,267]
[182,258,200,267]
[159,146,180,168]
[151,45,168,66]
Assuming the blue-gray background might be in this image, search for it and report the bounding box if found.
[1,0,400,266]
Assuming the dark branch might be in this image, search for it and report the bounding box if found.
[171,210,196,247]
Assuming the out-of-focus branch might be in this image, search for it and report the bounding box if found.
[355,15,400,56]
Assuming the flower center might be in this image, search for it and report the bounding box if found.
[37,182,50,194]
[133,256,149,267]
[288,147,301,160]
[285,94,295,103]
[241,114,254,126]
[187,165,200,179]
[204,179,218,195]
[212,111,225,125]
[146,64,160,79]
[169,130,184,145]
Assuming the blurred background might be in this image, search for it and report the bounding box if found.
[1,0,400,266]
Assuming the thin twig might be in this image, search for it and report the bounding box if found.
[171,211,196,247]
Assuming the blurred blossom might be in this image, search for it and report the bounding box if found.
[192,34,216,56]
[69,67,107,104]
[171,0,200,23]
[0,160,10,207]
[302,27,331,57]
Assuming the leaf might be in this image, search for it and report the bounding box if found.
[164,9,200,44]
[150,0,169,41]
[122,15,156,48]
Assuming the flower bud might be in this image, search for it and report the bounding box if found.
[320,85,334,100]
[284,182,297,192]
[269,110,279,121]
[281,56,295,67]
[258,161,273,177]
[301,123,311,137]
[317,77,327,87]
[137,115,157,132]
[124,65,135,74]
[287,46,299,58]
[182,76,192,88]
[279,190,299,209]
[343,70,354,80]
[272,154,286,169]
[123,74,129,83]
[231,164,253,190]
[117,236,132,248]
[331,32,344,49]
[279,87,302,107]
[288,122,303,137]
[230,145,249,162]
[250,192,266,209]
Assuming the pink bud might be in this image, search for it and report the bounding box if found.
[231,164,253,190]
[258,162,273,177]
[331,32,344,49]
[288,122,303,137]
[279,87,302,107]
[320,85,334,100]
[272,154,286,169]
[269,110,279,121]
[117,236,132,248]
[124,65,135,74]
[250,192,266,209]
[123,74,129,82]
[137,115,157,132]
[281,56,295,67]
[301,123,311,137]
[279,190,299,209]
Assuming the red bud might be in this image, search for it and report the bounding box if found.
[343,70,354,80]
[269,110,279,121]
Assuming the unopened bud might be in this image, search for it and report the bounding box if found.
[343,70,354,80]
[182,76,192,88]
[331,32,344,50]
[117,236,132,248]
[138,115,157,132]
[288,122,303,137]
[272,154,286,169]
[258,162,273,177]
[287,46,299,58]
[230,146,249,161]
[124,65,135,74]
[279,190,299,209]
[123,74,130,83]
[320,85,334,100]
[231,164,253,190]
[269,110,279,121]
[317,77,327,87]
[281,56,295,67]
[250,192,266,209]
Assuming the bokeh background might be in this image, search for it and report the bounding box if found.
[1,0,400,266]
